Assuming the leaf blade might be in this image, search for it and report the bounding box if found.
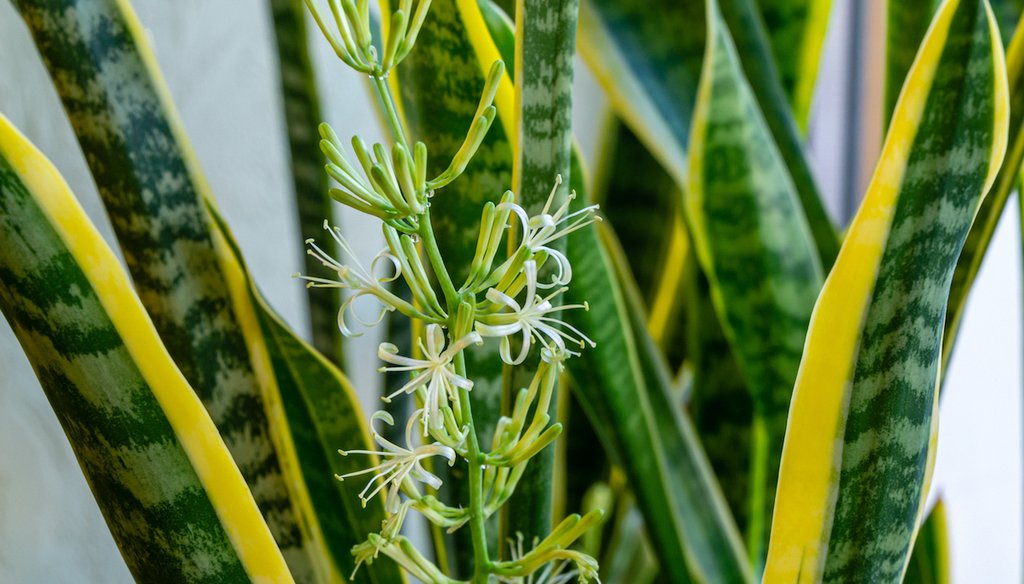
[0,113,292,583]
[765,1,1008,579]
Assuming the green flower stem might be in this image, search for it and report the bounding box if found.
[451,313,492,584]
[373,74,412,151]
[420,209,460,310]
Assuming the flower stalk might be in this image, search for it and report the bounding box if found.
[300,1,602,581]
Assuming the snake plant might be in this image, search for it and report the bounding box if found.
[0,0,1017,582]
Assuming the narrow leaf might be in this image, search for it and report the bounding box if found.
[579,0,839,268]
[566,213,752,582]
[503,0,580,544]
[268,0,344,365]
[756,0,834,131]
[945,12,1024,372]
[0,114,292,583]
[687,0,824,566]
[765,1,1008,580]
[13,1,397,580]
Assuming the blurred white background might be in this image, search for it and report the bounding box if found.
[0,1,1019,582]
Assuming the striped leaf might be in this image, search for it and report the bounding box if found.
[12,1,396,580]
[205,204,402,584]
[0,113,293,583]
[945,12,1024,371]
[688,0,825,567]
[503,0,581,545]
[566,212,752,582]
[903,502,951,584]
[765,1,1009,581]
[579,0,839,268]
[386,0,514,573]
[755,0,833,132]
[268,0,343,365]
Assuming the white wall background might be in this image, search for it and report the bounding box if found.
[0,1,1018,582]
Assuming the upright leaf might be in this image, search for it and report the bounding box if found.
[765,1,1008,580]
[687,0,824,566]
[268,0,343,365]
[945,12,1024,371]
[578,0,703,187]
[755,0,833,132]
[503,0,580,544]
[579,0,839,268]
[885,0,942,128]
[566,217,752,582]
[685,261,754,542]
[13,1,396,580]
[592,116,689,363]
[0,114,292,583]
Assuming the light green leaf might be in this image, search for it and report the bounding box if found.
[0,113,293,583]
[268,0,344,365]
[766,1,1008,580]
[687,0,824,566]
[12,0,397,580]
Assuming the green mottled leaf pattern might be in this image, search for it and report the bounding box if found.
[716,0,837,267]
[581,0,838,268]
[688,0,823,565]
[825,5,1000,579]
[10,0,316,577]
[268,0,343,365]
[206,204,403,584]
[504,0,581,545]
[0,132,248,583]
[13,1,396,581]
[944,12,1024,372]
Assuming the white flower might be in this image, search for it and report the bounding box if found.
[379,324,482,431]
[337,411,456,513]
[476,260,595,365]
[295,221,402,337]
[500,175,600,288]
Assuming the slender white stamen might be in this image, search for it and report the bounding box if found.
[337,411,456,513]
[476,261,595,364]
[498,176,601,288]
[378,324,482,431]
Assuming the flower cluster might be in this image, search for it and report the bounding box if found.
[300,1,604,582]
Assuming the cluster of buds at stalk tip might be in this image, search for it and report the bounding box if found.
[299,0,604,582]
